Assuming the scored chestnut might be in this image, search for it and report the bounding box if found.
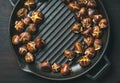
[92,25,102,38]
[84,35,93,46]
[84,47,95,58]
[87,0,97,7]
[12,35,20,45]
[27,41,37,53]
[74,42,84,54]
[40,60,51,72]
[22,16,32,25]
[71,23,83,33]
[31,11,43,24]
[81,17,92,28]
[94,39,102,50]
[35,37,45,49]
[17,8,28,18]
[99,18,108,29]
[61,64,71,75]
[68,1,79,11]
[19,32,31,43]
[27,23,37,34]
[52,63,61,73]
[24,0,36,10]
[81,27,92,36]
[78,56,91,67]
[15,20,25,32]
[19,45,28,55]
[64,50,75,61]
[92,14,103,24]
[25,52,34,63]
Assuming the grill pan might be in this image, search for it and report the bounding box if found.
[9,0,110,80]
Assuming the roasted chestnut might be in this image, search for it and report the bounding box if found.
[81,17,92,27]
[61,0,72,4]
[15,20,25,32]
[94,39,102,50]
[61,64,71,75]
[52,63,61,73]
[64,50,75,61]
[24,0,35,10]
[77,0,88,6]
[92,25,102,38]
[87,8,96,17]
[84,35,93,46]
[71,23,83,33]
[99,18,108,29]
[27,41,37,53]
[25,52,34,63]
[19,45,28,55]
[17,8,28,18]
[35,37,45,49]
[40,60,51,72]
[31,11,43,24]
[68,1,79,11]
[74,42,84,54]
[92,14,103,24]
[22,16,32,25]
[84,47,95,58]
[87,0,96,7]
[78,56,91,67]
[81,27,92,36]
[27,23,37,34]
[19,32,31,43]
[12,35,20,45]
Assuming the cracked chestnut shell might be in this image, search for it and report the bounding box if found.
[27,41,37,53]
[92,25,102,38]
[81,17,92,27]
[71,23,83,33]
[68,1,79,11]
[31,11,43,24]
[24,0,35,10]
[52,63,61,73]
[17,8,28,18]
[64,50,75,61]
[35,37,45,49]
[19,32,31,43]
[84,35,93,46]
[19,45,28,55]
[74,42,84,54]
[77,0,88,6]
[84,47,95,58]
[99,18,108,29]
[87,0,97,7]
[27,23,37,34]
[15,20,25,32]
[81,27,92,36]
[93,14,103,24]
[22,16,32,25]
[61,64,71,75]
[12,35,20,45]
[78,56,91,67]
[94,39,102,50]
[88,8,97,17]
[25,52,34,63]
[40,60,51,72]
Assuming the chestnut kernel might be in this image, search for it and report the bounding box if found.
[64,50,75,61]
[77,0,88,6]
[25,52,34,63]
[12,35,20,45]
[61,64,71,75]
[74,42,84,54]
[84,47,95,58]
[40,60,51,72]
[71,23,83,33]
[52,63,61,73]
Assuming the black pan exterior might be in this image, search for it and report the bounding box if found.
[9,0,110,80]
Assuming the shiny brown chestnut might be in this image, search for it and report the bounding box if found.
[52,63,61,73]
[22,16,32,25]
[98,18,108,29]
[61,64,71,75]
[31,11,43,24]
[27,23,37,34]
[84,47,95,58]
[35,37,45,49]
[68,1,79,11]
[64,50,75,61]
[15,20,25,32]
[61,0,72,4]
[74,42,84,54]
[19,32,31,43]
[19,45,28,55]
[71,23,83,33]
[77,0,88,6]
[81,17,92,27]
[84,35,93,46]
[92,14,103,24]
[87,0,97,7]
[81,27,92,36]
[27,41,37,53]
[92,25,102,38]
[24,0,35,10]
[94,39,102,50]
[25,52,34,63]
[78,56,91,67]
[12,35,20,45]
[88,8,96,17]
[40,60,51,72]
[17,8,28,18]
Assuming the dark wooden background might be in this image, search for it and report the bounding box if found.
[0,0,120,83]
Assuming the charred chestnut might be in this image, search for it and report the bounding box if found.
[68,1,79,11]
[84,47,95,58]
[52,63,61,73]
[64,50,75,61]
[15,20,25,32]
[19,45,28,55]
[78,56,91,67]
[19,32,31,43]
[84,35,93,46]
[25,52,34,63]
[88,8,96,17]
[74,42,84,54]
[71,23,83,33]
[27,23,37,34]
[22,16,32,25]
[61,64,71,75]
[27,41,37,53]
[81,27,92,36]
[94,39,102,50]
[99,18,108,29]
[92,14,103,24]
[81,17,92,27]
[12,35,20,45]
[77,0,88,6]
[92,25,102,38]
[40,60,51,72]
[31,11,43,24]
[24,0,35,10]
[17,8,28,18]
[87,0,96,7]
[35,37,45,49]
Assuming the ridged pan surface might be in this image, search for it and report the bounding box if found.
[9,0,110,80]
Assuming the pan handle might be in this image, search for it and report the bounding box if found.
[85,56,110,80]
[9,0,18,7]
